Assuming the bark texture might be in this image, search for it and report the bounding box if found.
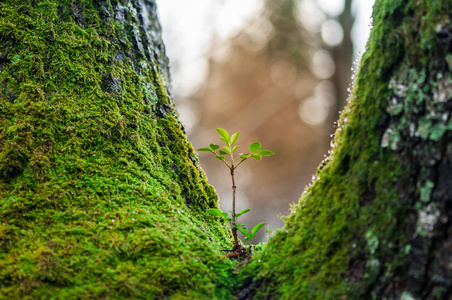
[239,1,452,299]
[0,1,235,298]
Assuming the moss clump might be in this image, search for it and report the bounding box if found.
[240,0,452,299]
[0,0,236,298]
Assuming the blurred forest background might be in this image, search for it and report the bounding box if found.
[156,0,375,242]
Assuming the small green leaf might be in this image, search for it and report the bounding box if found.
[222,146,231,153]
[210,144,220,151]
[251,222,265,236]
[215,155,225,161]
[258,150,275,156]
[249,142,261,153]
[230,132,239,145]
[252,155,262,161]
[239,153,249,159]
[237,226,248,236]
[226,217,232,222]
[221,212,229,218]
[236,208,251,219]
[216,128,230,144]
[232,146,239,153]
[219,150,228,155]
[207,209,224,217]
[198,147,212,152]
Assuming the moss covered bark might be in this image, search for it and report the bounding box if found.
[239,0,452,299]
[0,1,236,298]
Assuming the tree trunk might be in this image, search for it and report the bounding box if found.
[239,0,452,299]
[0,1,234,298]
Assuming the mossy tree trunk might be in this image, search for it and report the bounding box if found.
[0,1,236,298]
[240,1,452,299]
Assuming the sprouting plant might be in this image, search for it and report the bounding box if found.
[199,128,274,252]
[208,208,265,255]
[236,222,266,255]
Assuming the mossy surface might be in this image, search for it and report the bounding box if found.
[240,0,452,299]
[0,1,236,298]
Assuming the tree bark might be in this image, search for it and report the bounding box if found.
[239,0,452,299]
[0,1,234,298]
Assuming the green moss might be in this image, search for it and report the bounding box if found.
[239,0,452,298]
[0,0,236,298]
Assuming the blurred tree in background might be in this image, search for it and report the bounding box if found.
[188,0,358,240]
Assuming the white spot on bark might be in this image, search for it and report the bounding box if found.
[366,259,380,269]
[409,123,416,137]
[417,203,440,237]
[400,291,416,300]
[433,75,452,103]
[381,128,392,148]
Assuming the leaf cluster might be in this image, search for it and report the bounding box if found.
[198,128,274,171]
[207,207,250,224]
[207,208,265,252]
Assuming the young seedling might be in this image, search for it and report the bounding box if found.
[199,128,274,253]
[208,209,264,256]
[236,222,266,255]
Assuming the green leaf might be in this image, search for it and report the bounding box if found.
[258,150,275,156]
[216,128,230,145]
[236,225,248,236]
[236,208,251,219]
[251,222,265,237]
[219,150,228,155]
[215,155,225,161]
[239,154,249,159]
[230,132,239,145]
[222,146,231,153]
[252,155,262,161]
[249,142,261,153]
[210,144,220,151]
[198,147,212,152]
[221,212,229,218]
[207,209,224,217]
[232,146,239,153]
[226,217,232,222]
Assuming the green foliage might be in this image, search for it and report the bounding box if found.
[236,208,251,218]
[208,208,264,255]
[198,128,274,170]
[208,208,232,222]
[216,128,230,144]
[236,222,266,253]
